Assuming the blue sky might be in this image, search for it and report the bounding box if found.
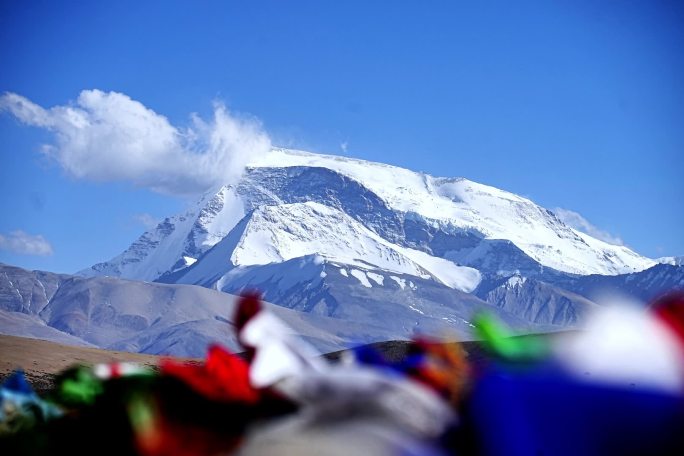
[0,0,682,274]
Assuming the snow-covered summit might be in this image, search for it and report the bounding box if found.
[174,201,481,293]
[248,148,654,275]
[81,185,245,281]
[81,148,655,285]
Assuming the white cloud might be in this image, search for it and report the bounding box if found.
[553,208,624,246]
[657,256,684,266]
[0,230,54,256]
[133,213,159,229]
[0,90,271,195]
[340,141,348,153]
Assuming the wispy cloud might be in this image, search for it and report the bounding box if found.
[553,207,624,246]
[0,230,54,256]
[133,213,159,230]
[340,141,348,153]
[0,90,271,196]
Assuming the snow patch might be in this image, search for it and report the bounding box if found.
[390,276,406,290]
[366,272,384,286]
[505,274,527,288]
[397,247,480,292]
[350,269,372,288]
[183,256,197,266]
[408,304,425,315]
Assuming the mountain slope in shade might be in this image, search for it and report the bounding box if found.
[0,264,71,314]
[567,263,684,303]
[478,274,598,326]
[172,254,555,339]
[0,264,402,357]
[472,263,684,327]
[0,311,96,347]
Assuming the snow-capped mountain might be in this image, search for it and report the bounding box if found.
[5,149,682,356]
[76,148,673,341]
[171,201,481,293]
[82,148,654,283]
[80,186,246,281]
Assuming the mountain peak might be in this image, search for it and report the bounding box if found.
[82,148,654,285]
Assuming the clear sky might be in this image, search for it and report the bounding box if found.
[0,0,682,274]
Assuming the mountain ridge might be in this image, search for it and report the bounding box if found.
[53,148,681,353]
[80,148,655,285]
[0,262,408,356]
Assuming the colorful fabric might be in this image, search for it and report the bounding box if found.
[0,371,62,436]
[161,344,258,404]
[652,291,684,346]
[473,313,548,361]
[233,295,456,439]
[2,290,684,455]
